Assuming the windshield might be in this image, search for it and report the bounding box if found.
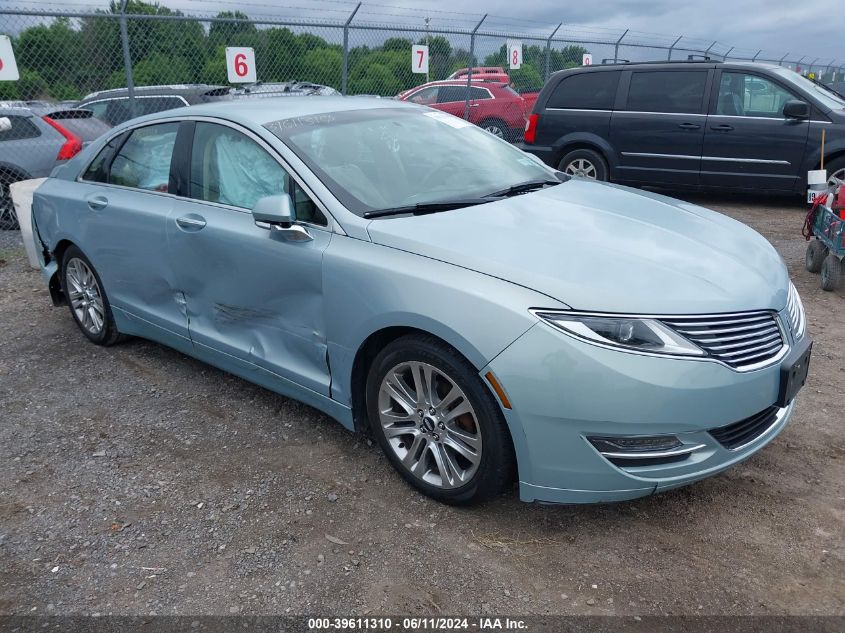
[265,107,554,215]
[772,67,845,110]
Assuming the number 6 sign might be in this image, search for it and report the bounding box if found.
[226,47,256,83]
[508,41,522,70]
[411,45,429,74]
[0,35,21,81]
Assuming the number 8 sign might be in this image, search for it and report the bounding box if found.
[0,35,21,81]
[508,41,522,70]
[226,47,256,83]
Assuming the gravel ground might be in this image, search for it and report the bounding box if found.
[0,193,843,617]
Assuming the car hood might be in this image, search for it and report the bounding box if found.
[365,179,789,314]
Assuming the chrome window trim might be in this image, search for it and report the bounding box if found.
[620,152,790,165]
[544,108,830,125]
[76,114,344,235]
[531,308,790,373]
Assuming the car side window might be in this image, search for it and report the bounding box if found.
[138,96,187,117]
[469,87,492,100]
[83,100,109,121]
[438,86,469,103]
[546,71,620,110]
[717,72,796,118]
[626,71,707,114]
[0,115,41,141]
[189,122,327,226]
[108,122,178,192]
[81,133,126,183]
[408,87,438,105]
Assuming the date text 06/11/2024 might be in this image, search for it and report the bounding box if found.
[307,617,528,630]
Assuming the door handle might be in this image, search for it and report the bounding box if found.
[710,124,734,132]
[176,216,206,230]
[87,196,108,211]
[678,122,701,130]
[469,103,479,107]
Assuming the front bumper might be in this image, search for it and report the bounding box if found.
[483,316,806,504]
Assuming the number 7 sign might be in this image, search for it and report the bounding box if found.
[226,47,256,83]
[412,45,429,74]
[0,35,20,81]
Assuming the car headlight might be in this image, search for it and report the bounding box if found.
[534,311,705,356]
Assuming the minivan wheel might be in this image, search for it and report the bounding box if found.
[826,156,845,186]
[559,149,608,181]
[61,245,124,346]
[365,334,515,505]
[806,240,827,273]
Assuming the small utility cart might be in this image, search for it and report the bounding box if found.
[804,184,845,291]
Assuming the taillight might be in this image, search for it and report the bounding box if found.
[524,113,538,144]
[42,116,83,160]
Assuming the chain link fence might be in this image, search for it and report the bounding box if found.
[1,1,842,229]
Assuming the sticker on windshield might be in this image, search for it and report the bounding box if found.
[423,111,473,129]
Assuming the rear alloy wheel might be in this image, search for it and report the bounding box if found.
[479,118,507,141]
[559,148,608,181]
[366,334,515,505]
[61,245,124,345]
[820,253,842,291]
[0,169,20,231]
[826,156,845,187]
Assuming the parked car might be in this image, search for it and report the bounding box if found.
[231,81,340,98]
[397,79,528,140]
[32,97,810,505]
[447,66,541,111]
[521,60,845,192]
[0,106,110,229]
[77,84,230,127]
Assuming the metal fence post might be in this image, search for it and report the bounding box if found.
[544,23,562,81]
[779,53,790,67]
[118,0,136,118]
[614,29,628,63]
[341,2,361,96]
[723,46,734,61]
[752,50,762,62]
[667,35,682,61]
[463,14,487,121]
[704,40,717,59]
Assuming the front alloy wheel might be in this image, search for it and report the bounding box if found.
[61,245,124,346]
[377,360,482,489]
[564,158,598,179]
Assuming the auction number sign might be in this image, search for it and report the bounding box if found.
[508,41,522,69]
[412,44,429,74]
[0,35,20,81]
[582,53,593,66]
[226,47,256,83]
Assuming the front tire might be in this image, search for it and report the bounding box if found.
[365,334,515,505]
[61,245,123,346]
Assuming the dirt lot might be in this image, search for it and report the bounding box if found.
[0,193,843,617]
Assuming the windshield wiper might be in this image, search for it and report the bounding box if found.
[363,198,494,219]
[483,178,561,199]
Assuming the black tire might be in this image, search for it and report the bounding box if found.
[478,118,509,141]
[60,245,124,346]
[805,239,827,273]
[825,155,845,186]
[0,167,22,231]
[365,333,516,505]
[820,253,842,291]
[558,148,609,182]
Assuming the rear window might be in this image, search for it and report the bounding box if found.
[0,115,40,142]
[626,70,708,114]
[546,72,620,110]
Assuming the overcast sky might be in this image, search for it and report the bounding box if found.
[15,0,844,66]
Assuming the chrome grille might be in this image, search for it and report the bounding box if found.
[786,282,805,340]
[660,312,784,369]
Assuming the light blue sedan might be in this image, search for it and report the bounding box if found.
[32,97,812,505]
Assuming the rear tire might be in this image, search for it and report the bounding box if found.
[61,245,124,346]
[479,118,509,141]
[820,253,842,291]
[558,148,608,181]
[0,167,22,231]
[365,333,515,505]
[805,239,827,273]
[825,155,845,186]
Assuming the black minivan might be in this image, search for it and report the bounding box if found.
[521,60,845,194]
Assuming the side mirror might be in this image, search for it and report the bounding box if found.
[783,100,810,120]
[251,194,312,242]
[0,117,11,133]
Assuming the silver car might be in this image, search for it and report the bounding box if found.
[32,97,811,505]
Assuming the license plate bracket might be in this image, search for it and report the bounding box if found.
[777,338,812,408]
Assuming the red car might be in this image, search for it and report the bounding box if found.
[397,79,528,141]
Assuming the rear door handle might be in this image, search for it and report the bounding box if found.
[176,215,206,231]
[87,196,108,211]
[710,124,734,132]
[678,122,701,130]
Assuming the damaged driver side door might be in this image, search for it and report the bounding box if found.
[166,120,333,396]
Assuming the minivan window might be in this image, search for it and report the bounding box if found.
[772,67,845,111]
[626,70,707,114]
[717,72,796,118]
[547,71,620,110]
